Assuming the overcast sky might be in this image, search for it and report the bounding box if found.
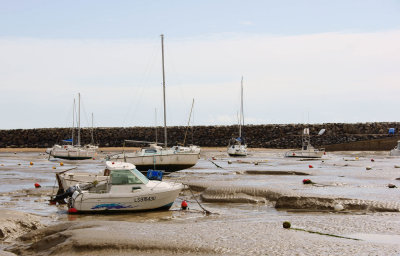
[1,0,400,129]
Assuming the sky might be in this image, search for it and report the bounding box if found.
[1,0,400,129]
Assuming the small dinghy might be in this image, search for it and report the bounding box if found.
[57,161,183,213]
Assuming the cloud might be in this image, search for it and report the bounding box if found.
[1,30,400,129]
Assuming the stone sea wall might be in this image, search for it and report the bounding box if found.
[0,122,399,150]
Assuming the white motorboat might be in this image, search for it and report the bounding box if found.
[390,140,400,156]
[47,93,98,160]
[285,128,325,158]
[62,161,183,212]
[227,76,248,157]
[110,35,199,172]
[111,143,200,173]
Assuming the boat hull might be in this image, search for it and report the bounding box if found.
[48,147,97,160]
[111,153,199,172]
[285,150,324,158]
[70,187,182,212]
[227,145,247,157]
[390,149,400,156]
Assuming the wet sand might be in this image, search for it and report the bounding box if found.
[1,149,400,255]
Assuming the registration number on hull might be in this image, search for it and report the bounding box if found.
[134,196,156,202]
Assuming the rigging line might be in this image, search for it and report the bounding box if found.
[165,40,189,111]
[121,38,160,127]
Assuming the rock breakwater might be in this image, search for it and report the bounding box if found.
[0,122,399,149]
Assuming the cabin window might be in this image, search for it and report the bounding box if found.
[145,149,157,154]
[111,169,148,185]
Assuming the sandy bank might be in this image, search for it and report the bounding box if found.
[6,216,400,256]
[0,209,44,242]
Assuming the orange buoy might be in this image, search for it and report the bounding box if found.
[34,183,41,188]
[52,166,56,170]
[181,200,188,210]
[60,162,64,166]
[30,162,33,165]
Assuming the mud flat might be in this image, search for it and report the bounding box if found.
[1,150,400,255]
[5,213,400,256]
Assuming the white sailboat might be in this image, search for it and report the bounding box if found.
[390,140,400,156]
[227,76,248,157]
[55,161,183,212]
[46,93,98,160]
[110,35,199,172]
[173,98,201,154]
[285,128,325,158]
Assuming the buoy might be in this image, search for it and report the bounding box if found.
[68,208,78,214]
[60,162,64,166]
[34,183,41,188]
[324,152,326,155]
[292,153,296,156]
[93,158,95,160]
[303,179,312,184]
[181,200,188,210]
[334,204,344,211]
[112,162,115,164]
[212,157,216,160]
[388,183,397,188]
[282,221,291,229]
[371,159,375,162]
[308,165,313,168]
[355,157,359,160]
[30,162,33,165]
[228,160,232,164]
[366,166,372,170]
[52,166,56,170]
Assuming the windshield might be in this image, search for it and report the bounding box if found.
[111,169,149,185]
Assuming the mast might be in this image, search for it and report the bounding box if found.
[161,34,167,147]
[183,98,195,146]
[91,112,94,145]
[239,76,243,139]
[78,93,81,146]
[155,108,158,144]
[72,98,75,146]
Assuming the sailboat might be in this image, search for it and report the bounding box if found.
[390,140,400,156]
[172,98,201,154]
[227,76,248,157]
[110,35,200,172]
[284,128,325,158]
[46,93,98,160]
